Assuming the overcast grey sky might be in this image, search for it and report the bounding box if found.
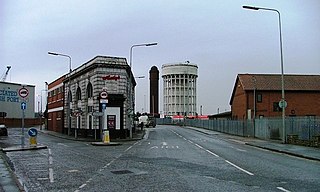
[1,0,319,114]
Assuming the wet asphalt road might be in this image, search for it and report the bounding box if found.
[1,126,320,192]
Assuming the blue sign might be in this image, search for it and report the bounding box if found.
[102,103,106,110]
[28,128,38,137]
[21,102,26,110]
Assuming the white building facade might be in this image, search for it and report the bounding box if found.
[162,62,198,116]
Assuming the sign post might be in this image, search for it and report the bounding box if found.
[19,86,29,147]
[100,89,108,141]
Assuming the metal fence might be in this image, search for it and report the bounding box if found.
[157,117,320,141]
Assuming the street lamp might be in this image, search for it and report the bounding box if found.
[39,89,47,130]
[48,51,72,136]
[128,42,157,138]
[45,81,48,130]
[243,5,286,143]
[130,43,158,67]
[134,76,146,79]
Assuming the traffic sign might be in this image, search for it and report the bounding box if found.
[21,102,27,110]
[28,128,38,137]
[100,91,108,99]
[100,99,108,104]
[92,112,104,116]
[279,100,287,109]
[19,87,29,98]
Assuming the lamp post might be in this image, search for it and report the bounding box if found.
[39,89,47,130]
[243,5,286,143]
[45,81,48,130]
[128,42,157,138]
[48,51,72,136]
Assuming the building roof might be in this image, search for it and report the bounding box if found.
[238,74,320,91]
[229,74,320,105]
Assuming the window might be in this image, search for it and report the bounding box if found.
[273,102,281,112]
[67,91,72,102]
[86,83,93,98]
[257,93,262,103]
[76,87,81,100]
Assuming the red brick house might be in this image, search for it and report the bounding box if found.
[47,75,65,133]
[230,74,320,120]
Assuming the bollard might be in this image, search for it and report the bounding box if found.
[29,136,37,147]
[103,130,110,144]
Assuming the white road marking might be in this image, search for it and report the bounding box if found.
[77,140,141,191]
[172,129,254,176]
[194,143,204,149]
[57,143,68,147]
[205,149,219,157]
[49,168,54,183]
[225,160,254,176]
[236,148,246,152]
[228,139,247,145]
[203,176,215,180]
[124,146,133,152]
[277,187,291,192]
[48,148,54,183]
[230,146,247,152]
[188,140,194,144]
[32,169,48,172]
[37,177,49,181]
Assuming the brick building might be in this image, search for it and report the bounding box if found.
[47,56,135,139]
[230,74,320,120]
[47,75,65,133]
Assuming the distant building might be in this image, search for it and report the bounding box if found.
[47,56,135,139]
[149,66,159,117]
[0,81,35,118]
[230,74,320,120]
[162,62,198,116]
[0,81,36,127]
[208,111,232,120]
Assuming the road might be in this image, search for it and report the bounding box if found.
[1,125,319,192]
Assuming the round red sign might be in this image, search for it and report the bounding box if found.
[19,87,29,98]
[100,91,108,99]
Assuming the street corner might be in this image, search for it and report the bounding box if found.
[1,145,48,153]
[91,142,122,146]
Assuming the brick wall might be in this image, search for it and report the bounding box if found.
[0,118,43,128]
[231,82,247,119]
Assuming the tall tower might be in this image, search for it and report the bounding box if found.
[162,62,198,116]
[149,66,159,117]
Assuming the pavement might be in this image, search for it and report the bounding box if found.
[0,126,319,192]
[0,128,145,192]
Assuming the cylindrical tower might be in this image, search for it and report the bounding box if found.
[149,66,159,117]
[161,62,198,116]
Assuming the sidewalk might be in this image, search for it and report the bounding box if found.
[0,128,146,192]
[39,129,146,143]
[186,126,320,162]
[0,152,23,192]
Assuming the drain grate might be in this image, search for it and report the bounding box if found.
[111,170,133,175]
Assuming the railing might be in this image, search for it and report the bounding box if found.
[157,117,320,142]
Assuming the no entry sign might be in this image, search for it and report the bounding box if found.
[19,87,29,98]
